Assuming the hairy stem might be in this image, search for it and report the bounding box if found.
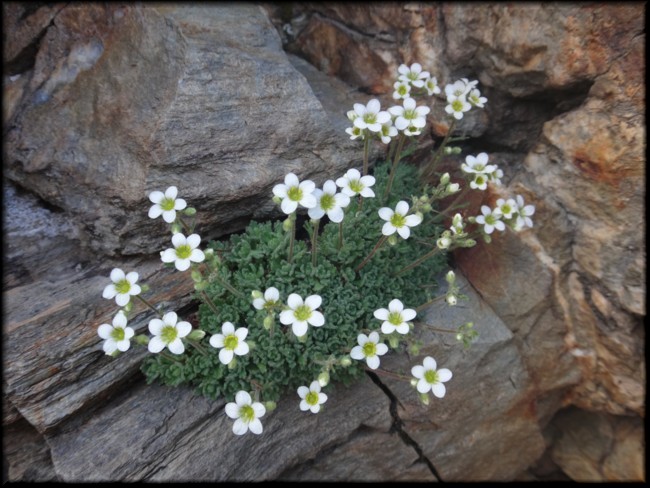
[395,246,442,277]
[136,295,162,317]
[384,133,406,199]
[311,219,320,268]
[355,235,388,273]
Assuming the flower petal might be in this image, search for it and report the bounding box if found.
[366,355,380,370]
[248,418,263,435]
[115,293,130,307]
[186,234,201,249]
[350,346,364,360]
[423,356,437,370]
[210,334,225,348]
[148,336,166,353]
[308,311,324,327]
[149,191,164,204]
[252,402,266,418]
[401,308,417,322]
[265,287,280,301]
[172,233,186,248]
[222,322,235,335]
[373,308,389,320]
[97,324,113,340]
[297,386,309,398]
[190,249,205,263]
[432,383,447,398]
[397,226,411,239]
[168,338,185,355]
[417,378,431,393]
[165,186,178,200]
[175,258,191,271]
[280,198,298,214]
[225,402,239,419]
[160,248,177,263]
[162,209,176,223]
[234,342,249,356]
[395,201,409,215]
[110,268,125,282]
[235,327,249,341]
[382,222,396,236]
[175,321,192,338]
[437,368,453,382]
[285,173,299,187]
[236,391,252,406]
[378,207,393,222]
[381,322,396,335]
[232,418,248,436]
[163,311,178,326]
[174,198,187,210]
[292,321,308,337]
[411,365,425,379]
[219,348,234,364]
[102,284,117,299]
[327,207,344,223]
[279,310,295,325]
[148,318,163,335]
[148,205,163,219]
[305,295,322,310]
[287,293,303,310]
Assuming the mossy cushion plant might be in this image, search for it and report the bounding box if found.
[98,62,536,436]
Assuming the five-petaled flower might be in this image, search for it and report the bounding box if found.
[225,391,266,435]
[253,287,281,311]
[147,311,192,355]
[336,168,376,198]
[102,268,142,307]
[388,97,430,135]
[279,293,325,337]
[397,63,430,88]
[352,99,391,133]
[350,331,388,370]
[378,200,422,239]
[475,205,505,234]
[297,380,328,413]
[424,76,441,96]
[209,322,250,365]
[445,94,472,120]
[148,186,187,224]
[514,195,536,230]
[273,173,317,215]
[461,153,496,175]
[468,88,487,108]
[308,180,351,223]
[411,356,452,398]
[373,299,417,335]
[160,233,205,272]
[392,80,411,100]
[495,198,518,220]
[97,310,134,355]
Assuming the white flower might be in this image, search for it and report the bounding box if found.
[446,294,458,306]
[352,99,391,133]
[336,168,376,198]
[160,233,205,272]
[488,167,504,186]
[225,391,266,435]
[388,97,430,133]
[147,311,192,355]
[475,205,505,234]
[397,63,430,88]
[272,173,317,214]
[350,331,388,369]
[445,94,472,120]
[451,213,464,235]
[378,200,422,239]
[97,310,135,355]
[308,180,351,223]
[411,356,452,398]
[148,186,187,224]
[437,235,452,249]
[297,380,328,414]
[468,88,487,108]
[379,119,399,144]
[279,293,325,337]
[514,195,536,230]
[444,79,477,99]
[373,299,417,335]
[461,153,497,175]
[495,198,518,220]
[424,76,441,96]
[209,322,250,365]
[392,80,411,100]
[469,173,489,191]
[253,287,280,311]
[102,268,142,307]
[345,124,365,140]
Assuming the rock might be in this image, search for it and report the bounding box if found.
[4,3,363,257]
[548,407,645,481]
[2,419,59,482]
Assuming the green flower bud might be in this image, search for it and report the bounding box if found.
[456,333,464,342]
[282,218,293,232]
[444,146,453,155]
[419,392,430,405]
[482,234,492,244]
[251,290,263,300]
[183,207,197,216]
[171,223,182,234]
[264,401,277,412]
[410,378,418,388]
[134,334,150,346]
[452,146,462,155]
[318,372,330,387]
[408,343,421,356]
[388,336,400,349]
[387,235,399,246]
[461,239,477,248]
[228,358,237,370]
[445,270,456,284]
[339,357,352,367]
[188,329,206,341]
[191,270,203,283]
[194,281,207,291]
[204,248,214,258]
[123,301,133,313]
[440,172,450,185]
[422,203,432,213]
[297,334,308,343]
[263,316,274,330]
[419,195,429,203]
[109,349,121,358]
[140,284,150,294]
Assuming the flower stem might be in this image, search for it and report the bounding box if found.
[199,290,220,316]
[177,215,192,234]
[384,133,406,200]
[338,221,344,250]
[136,295,161,317]
[415,321,458,334]
[362,134,370,176]
[212,274,245,299]
[421,119,457,180]
[415,294,447,313]
[288,213,296,264]
[395,246,442,277]
[311,219,320,268]
[355,235,388,273]
[160,350,185,365]
[187,338,209,357]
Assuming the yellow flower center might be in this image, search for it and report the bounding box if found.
[294,305,312,322]
[161,325,178,344]
[363,342,377,357]
[451,99,464,111]
[390,213,406,228]
[287,186,303,202]
[349,179,364,194]
[161,197,176,211]
[305,391,319,406]
[424,370,439,384]
[240,404,255,423]
[388,312,403,326]
[115,279,131,295]
[320,193,335,211]
[175,244,192,259]
[224,334,239,351]
[111,327,125,341]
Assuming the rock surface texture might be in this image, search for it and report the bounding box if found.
[3,2,645,483]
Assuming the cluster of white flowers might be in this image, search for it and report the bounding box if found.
[393,62,440,99]
[473,195,536,236]
[460,152,503,191]
[444,78,487,120]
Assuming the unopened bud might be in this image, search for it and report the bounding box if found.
[228,358,237,370]
[419,392,430,405]
[444,146,453,155]
[318,372,330,387]
[387,235,399,246]
[123,301,133,313]
[388,336,400,349]
[409,343,421,356]
[456,333,464,341]
[264,401,277,412]
[204,248,214,258]
[282,218,293,232]
[422,203,432,212]
[419,195,429,203]
[339,357,352,367]
[171,223,182,234]
[188,329,206,341]
[440,172,450,185]
[191,270,203,283]
[410,378,418,388]
[483,234,492,244]
[452,146,462,155]
[134,334,150,346]
[263,316,274,330]
[437,237,451,249]
[446,294,457,306]
[108,349,121,357]
[194,281,207,291]
[297,334,308,343]
[272,195,282,204]
[251,290,263,300]
[140,284,150,294]
[183,207,196,216]
[446,183,460,194]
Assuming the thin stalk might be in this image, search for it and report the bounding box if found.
[421,119,457,180]
[288,213,296,264]
[364,366,411,382]
[415,294,447,313]
[338,221,344,251]
[362,134,370,176]
[136,295,161,317]
[199,290,220,316]
[212,274,245,299]
[395,246,442,277]
[187,338,209,357]
[415,321,458,334]
[387,137,397,163]
[355,235,388,273]
[311,219,320,267]
[384,133,406,199]
[160,350,185,365]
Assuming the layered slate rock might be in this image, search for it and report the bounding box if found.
[3,3,364,257]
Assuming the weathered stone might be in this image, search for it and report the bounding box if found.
[4,3,362,257]
[549,407,645,482]
[2,418,59,481]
